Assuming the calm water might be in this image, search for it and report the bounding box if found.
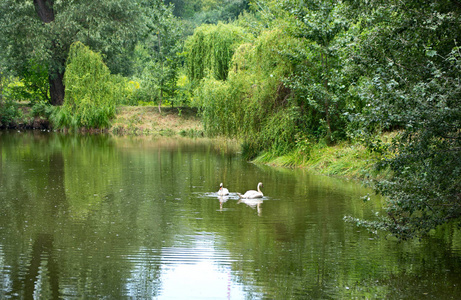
[0,131,460,299]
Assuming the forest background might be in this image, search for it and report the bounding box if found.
[0,0,460,240]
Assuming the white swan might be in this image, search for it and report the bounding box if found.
[238,182,263,199]
[218,183,229,196]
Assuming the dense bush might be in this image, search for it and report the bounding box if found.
[0,99,21,126]
[2,60,49,103]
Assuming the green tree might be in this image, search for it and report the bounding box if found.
[271,0,350,143]
[0,0,144,105]
[185,22,251,85]
[194,28,300,157]
[137,0,185,112]
[342,0,461,239]
[52,42,117,129]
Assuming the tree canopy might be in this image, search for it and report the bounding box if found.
[342,0,461,239]
[0,0,145,105]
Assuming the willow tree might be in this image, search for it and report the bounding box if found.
[185,22,251,85]
[194,28,300,157]
[0,0,144,105]
[53,42,117,129]
[270,0,349,143]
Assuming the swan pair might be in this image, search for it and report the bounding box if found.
[218,182,264,199]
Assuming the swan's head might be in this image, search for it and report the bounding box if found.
[220,183,223,189]
[258,182,263,188]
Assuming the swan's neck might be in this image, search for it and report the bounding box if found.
[257,184,261,193]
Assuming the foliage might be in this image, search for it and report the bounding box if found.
[0,0,146,105]
[350,46,461,240]
[193,28,299,158]
[30,100,55,119]
[0,99,22,126]
[280,0,350,144]
[185,22,252,85]
[52,42,118,129]
[175,73,193,107]
[132,1,186,110]
[118,79,141,106]
[166,0,249,24]
[0,75,23,125]
[340,0,461,239]
[3,60,50,103]
[191,0,356,156]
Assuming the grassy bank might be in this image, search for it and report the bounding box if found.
[253,141,390,181]
[1,104,204,137]
[109,106,203,137]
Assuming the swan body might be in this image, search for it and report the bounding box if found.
[238,182,263,199]
[218,183,229,196]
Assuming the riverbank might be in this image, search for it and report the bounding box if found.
[2,104,204,137]
[253,141,391,181]
[109,106,203,137]
[2,103,386,181]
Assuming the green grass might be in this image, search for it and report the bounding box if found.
[253,141,389,180]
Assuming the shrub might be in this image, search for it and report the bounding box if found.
[52,42,118,129]
[0,99,21,126]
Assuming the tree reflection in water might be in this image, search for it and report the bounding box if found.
[0,131,460,299]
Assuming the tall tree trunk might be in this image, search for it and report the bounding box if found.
[34,0,65,106]
[49,70,65,106]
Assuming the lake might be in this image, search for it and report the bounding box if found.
[0,131,460,299]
